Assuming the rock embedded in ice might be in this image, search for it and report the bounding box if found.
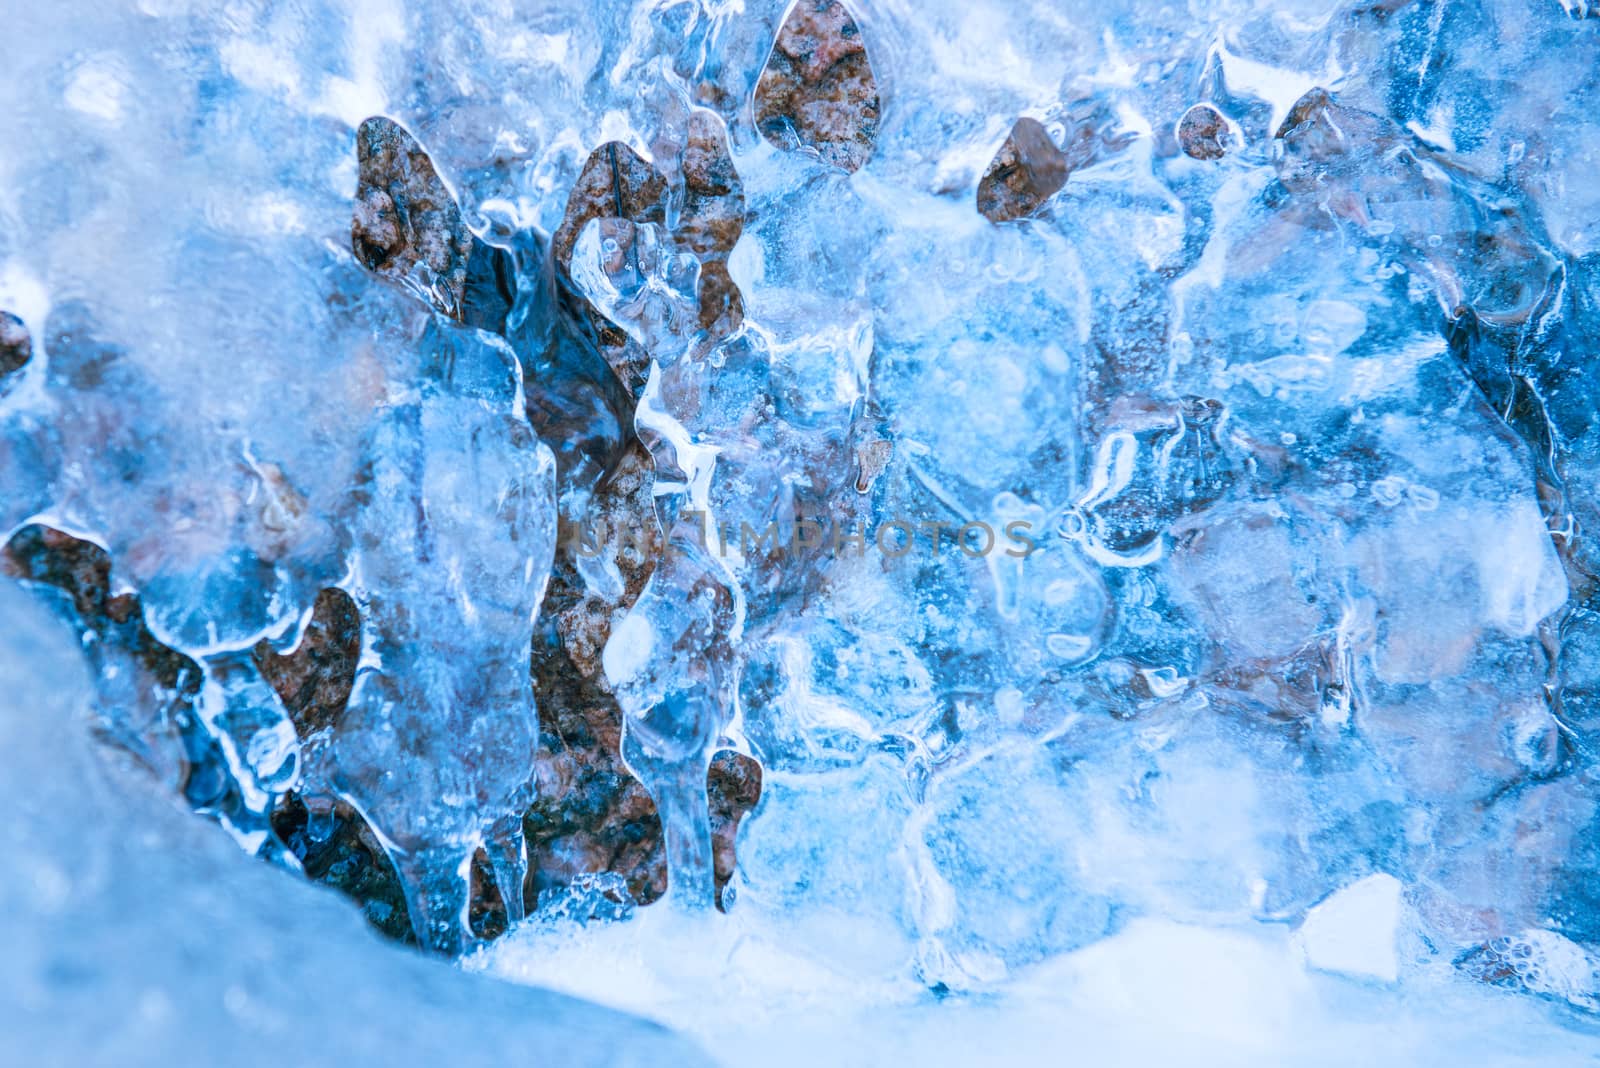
[7,0,1600,1050]
[551,140,669,393]
[528,443,673,909]
[352,117,474,319]
[977,117,1070,222]
[553,112,747,370]
[707,750,764,910]
[0,310,30,379]
[553,143,668,274]
[332,325,558,951]
[676,110,747,336]
[1177,103,1233,161]
[755,0,881,174]
[253,587,361,747]
[254,585,364,848]
[529,643,673,910]
[1,525,200,799]
[271,792,416,945]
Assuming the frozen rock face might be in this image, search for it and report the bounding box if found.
[332,324,558,953]
[2,527,204,800]
[0,582,707,1067]
[5,0,1600,1056]
[0,0,572,956]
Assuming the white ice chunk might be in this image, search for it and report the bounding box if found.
[1295,874,1404,984]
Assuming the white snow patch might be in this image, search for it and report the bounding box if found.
[1296,873,1404,983]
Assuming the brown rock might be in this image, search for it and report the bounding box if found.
[708,750,763,910]
[529,440,667,907]
[553,121,749,387]
[679,112,746,257]
[352,116,473,318]
[855,437,893,492]
[1178,103,1232,161]
[3,525,113,621]
[0,526,199,702]
[254,587,361,740]
[1272,88,1393,194]
[697,260,745,337]
[0,528,420,943]
[1,525,200,794]
[527,670,762,914]
[553,440,664,678]
[527,642,670,908]
[679,110,747,336]
[271,792,415,945]
[0,310,31,378]
[755,0,880,174]
[552,142,670,393]
[977,117,1070,223]
[552,142,669,273]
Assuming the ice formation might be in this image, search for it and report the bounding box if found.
[4,0,1600,1061]
[0,581,703,1065]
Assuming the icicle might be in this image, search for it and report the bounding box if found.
[389,844,475,956]
[195,649,300,855]
[484,814,529,925]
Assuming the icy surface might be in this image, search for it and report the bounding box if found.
[0,583,704,1067]
[472,907,1600,1067]
[3,0,1600,1061]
